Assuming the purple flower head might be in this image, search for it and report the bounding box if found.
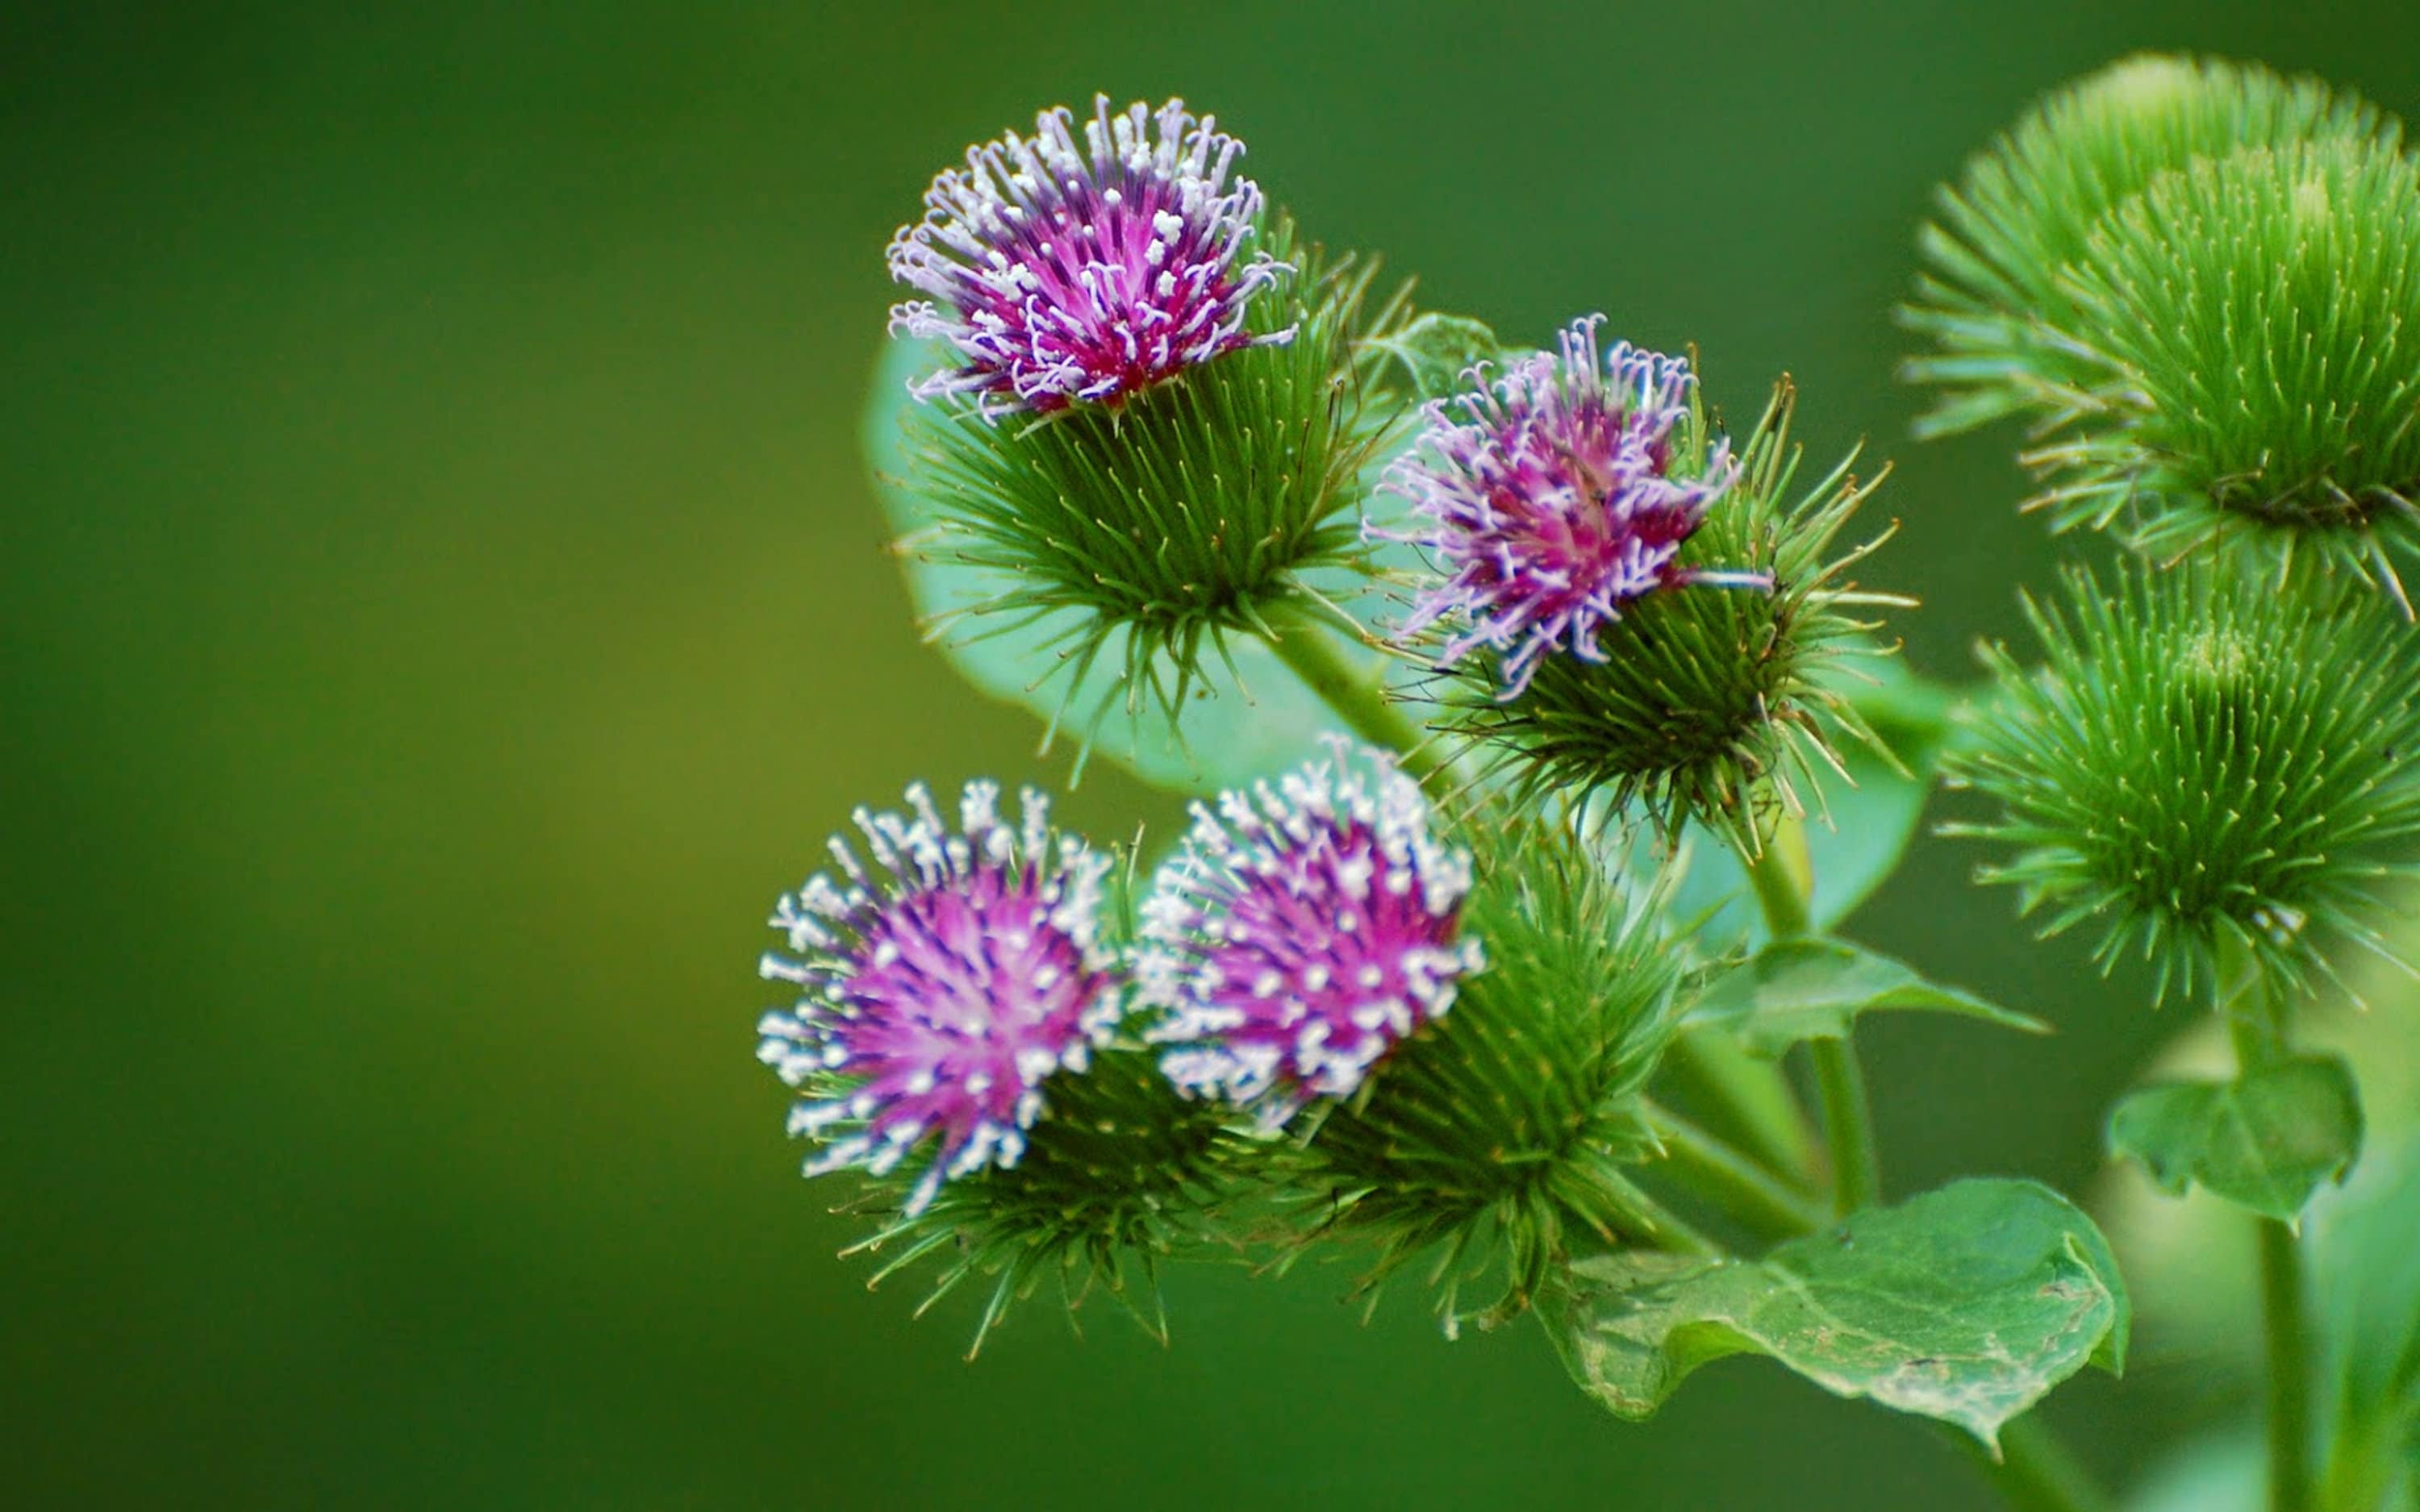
[887,95,1296,418]
[757,781,1120,1215]
[1140,741,1486,1126]
[1379,317,1764,698]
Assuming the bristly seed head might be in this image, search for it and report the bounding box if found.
[2026,136,2420,602]
[1140,739,1484,1127]
[1901,52,2392,439]
[888,95,1294,418]
[757,780,1120,1216]
[1946,563,2420,1004]
[1379,316,1765,698]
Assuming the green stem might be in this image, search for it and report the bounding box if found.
[1667,1027,1824,1181]
[1259,608,1436,776]
[1646,1101,1830,1243]
[1623,1185,1722,1259]
[1739,823,1880,1216]
[1949,1414,2113,1512]
[1810,1037,1881,1217]
[1742,819,1814,939]
[2218,933,2313,1512]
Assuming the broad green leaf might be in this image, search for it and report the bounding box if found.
[861,338,1350,792]
[1543,1177,2129,1449]
[1354,311,1500,399]
[1632,654,1959,947]
[2108,1056,2364,1224]
[1684,936,2044,1056]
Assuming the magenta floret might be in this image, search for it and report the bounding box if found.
[887,95,1294,417]
[1382,317,1762,696]
[757,781,1120,1214]
[1140,743,1484,1125]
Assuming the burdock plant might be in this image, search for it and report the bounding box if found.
[747,63,2420,1512]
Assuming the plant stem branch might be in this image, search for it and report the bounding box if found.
[1738,822,1880,1216]
[1742,819,1814,939]
[1259,608,1436,777]
[1810,1037,1881,1217]
[1948,1415,2113,1512]
[1667,1028,1824,1181]
[1645,1101,1832,1244]
[2218,932,2313,1512]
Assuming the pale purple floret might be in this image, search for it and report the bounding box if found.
[757,781,1120,1215]
[887,95,1295,418]
[1139,742,1485,1127]
[1379,316,1763,698]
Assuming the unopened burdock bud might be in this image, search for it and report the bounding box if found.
[1902,52,2390,437]
[2033,137,2420,601]
[1946,565,2420,1003]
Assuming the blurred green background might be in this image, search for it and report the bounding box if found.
[8,2,2419,1506]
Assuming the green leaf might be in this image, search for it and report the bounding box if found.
[1633,654,1958,946]
[1353,311,1500,399]
[1543,1178,2130,1449]
[1684,936,2045,1056]
[2108,1056,2364,1224]
[862,338,1350,792]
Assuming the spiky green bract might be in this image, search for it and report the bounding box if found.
[838,1042,1230,1355]
[1903,52,2389,439]
[1946,563,2420,1006]
[899,219,1401,730]
[1279,809,1686,1333]
[2030,139,2420,600]
[1428,378,1899,853]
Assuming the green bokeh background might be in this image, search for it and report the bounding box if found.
[8,3,2418,1506]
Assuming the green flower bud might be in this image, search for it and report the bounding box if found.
[853,1043,1230,1352]
[2034,138,2420,601]
[1282,811,1687,1331]
[1903,52,2389,437]
[1946,564,2420,1003]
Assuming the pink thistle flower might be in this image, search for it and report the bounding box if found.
[1380,316,1766,697]
[1140,743,1485,1125]
[757,781,1120,1215]
[887,95,1294,418]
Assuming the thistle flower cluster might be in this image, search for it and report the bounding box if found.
[1387,333,1899,845]
[1382,316,1761,698]
[1948,565,2420,1002]
[746,57,2420,1481]
[888,96,1292,417]
[755,738,1706,1338]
